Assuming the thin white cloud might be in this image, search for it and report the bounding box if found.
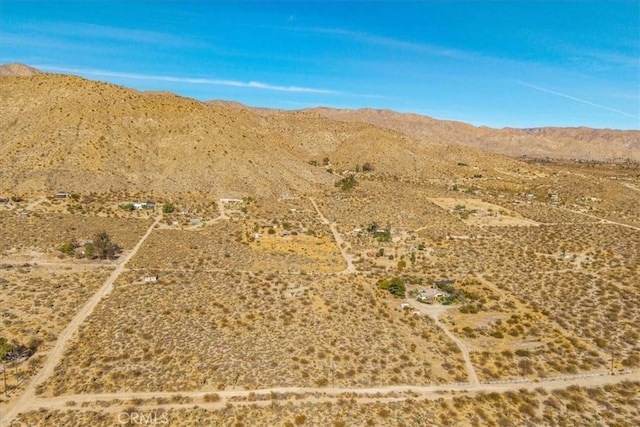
[516,81,639,119]
[295,26,475,61]
[41,67,339,94]
[17,21,195,47]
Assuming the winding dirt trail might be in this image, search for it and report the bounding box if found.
[406,300,480,386]
[309,198,356,274]
[23,197,47,211]
[1,217,161,427]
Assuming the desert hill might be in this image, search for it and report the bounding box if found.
[0,63,42,77]
[309,107,640,162]
[0,72,324,195]
[1,66,637,196]
[1,70,517,196]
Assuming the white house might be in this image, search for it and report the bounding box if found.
[417,288,449,302]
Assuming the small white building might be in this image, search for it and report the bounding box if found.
[134,201,156,210]
[417,288,449,302]
[143,276,158,282]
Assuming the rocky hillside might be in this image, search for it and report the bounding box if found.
[1,66,637,196]
[0,63,41,77]
[0,71,517,196]
[309,108,640,162]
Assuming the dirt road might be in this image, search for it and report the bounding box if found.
[406,300,480,386]
[309,198,356,274]
[6,370,637,419]
[555,205,640,231]
[1,217,161,427]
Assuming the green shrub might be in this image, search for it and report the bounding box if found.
[376,229,392,242]
[378,277,406,298]
[60,241,76,256]
[335,175,357,191]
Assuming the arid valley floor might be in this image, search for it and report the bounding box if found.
[1,67,639,426]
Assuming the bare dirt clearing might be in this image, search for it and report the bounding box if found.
[428,197,540,226]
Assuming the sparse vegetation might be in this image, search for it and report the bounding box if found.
[1,72,638,425]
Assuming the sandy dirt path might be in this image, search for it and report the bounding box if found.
[1,217,161,427]
[406,300,480,386]
[23,197,47,211]
[309,198,356,274]
[9,370,637,418]
[555,205,640,231]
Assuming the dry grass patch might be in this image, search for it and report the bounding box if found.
[0,212,151,254]
[0,264,111,399]
[42,272,466,395]
[250,234,345,273]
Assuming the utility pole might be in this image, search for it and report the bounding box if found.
[3,362,7,396]
[611,349,615,374]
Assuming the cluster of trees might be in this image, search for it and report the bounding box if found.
[435,281,471,305]
[367,222,392,242]
[378,277,406,298]
[60,231,121,260]
[0,336,40,361]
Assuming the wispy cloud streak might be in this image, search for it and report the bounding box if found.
[294,26,475,61]
[516,81,638,119]
[41,67,339,94]
[16,22,194,47]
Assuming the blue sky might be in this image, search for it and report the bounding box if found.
[1,0,638,129]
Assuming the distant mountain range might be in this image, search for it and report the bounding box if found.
[1,63,638,196]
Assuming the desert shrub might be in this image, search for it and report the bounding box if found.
[376,230,392,242]
[378,277,406,298]
[162,203,175,214]
[335,175,357,191]
[60,241,76,256]
[0,337,13,360]
[203,393,220,403]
